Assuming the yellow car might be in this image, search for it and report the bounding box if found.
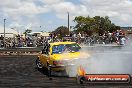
[36,42,82,75]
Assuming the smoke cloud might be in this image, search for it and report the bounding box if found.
[66,43,132,77]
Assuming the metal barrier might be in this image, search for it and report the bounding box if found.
[0,45,123,55]
[0,47,43,55]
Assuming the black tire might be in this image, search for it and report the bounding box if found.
[36,58,43,69]
[79,77,86,84]
[47,63,52,77]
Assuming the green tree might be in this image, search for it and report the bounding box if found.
[52,26,69,39]
[23,29,32,40]
[74,16,120,36]
[74,16,93,35]
[23,29,32,35]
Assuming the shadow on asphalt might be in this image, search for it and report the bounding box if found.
[35,66,70,78]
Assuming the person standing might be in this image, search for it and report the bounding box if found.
[120,36,126,45]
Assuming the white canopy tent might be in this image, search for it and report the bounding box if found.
[29,32,50,37]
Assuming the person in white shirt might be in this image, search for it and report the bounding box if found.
[120,36,126,45]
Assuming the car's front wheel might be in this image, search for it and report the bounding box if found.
[36,58,43,69]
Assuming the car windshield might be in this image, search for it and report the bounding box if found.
[52,43,81,54]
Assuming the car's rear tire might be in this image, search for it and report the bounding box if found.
[47,63,52,77]
[36,58,43,69]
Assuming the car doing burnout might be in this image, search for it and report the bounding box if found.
[36,42,82,74]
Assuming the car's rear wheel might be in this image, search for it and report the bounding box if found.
[36,58,43,69]
[47,63,53,77]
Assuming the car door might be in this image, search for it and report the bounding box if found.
[40,44,50,67]
[43,54,50,67]
[39,49,46,67]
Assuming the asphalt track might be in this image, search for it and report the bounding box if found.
[0,50,132,88]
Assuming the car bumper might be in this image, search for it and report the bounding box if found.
[49,64,75,71]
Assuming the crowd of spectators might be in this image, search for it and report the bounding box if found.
[55,30,127,45]
[0,30,127,48]
[0,34,48,48]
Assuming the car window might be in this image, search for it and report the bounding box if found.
[66,43,81,52]
[52,44,65,54]
[52,43,81,54]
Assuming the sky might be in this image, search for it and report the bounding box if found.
[0,0,132,33]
